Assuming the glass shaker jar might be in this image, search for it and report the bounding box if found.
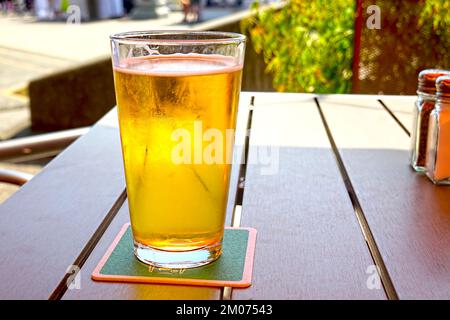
[425,76,450,184]
[410,69,450,172]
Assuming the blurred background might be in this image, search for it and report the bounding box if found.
[0,0,449,202]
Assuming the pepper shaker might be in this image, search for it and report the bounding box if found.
[410,69,450,172]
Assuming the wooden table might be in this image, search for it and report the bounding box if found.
[1,92,449,300]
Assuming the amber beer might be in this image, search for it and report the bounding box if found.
[114,54,243,266]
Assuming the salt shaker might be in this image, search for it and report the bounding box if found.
[425,76,450,184]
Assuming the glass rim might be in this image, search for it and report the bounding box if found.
[110,30,246,45]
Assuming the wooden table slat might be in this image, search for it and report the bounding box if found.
[319,95,450,299]
[0,116,125,299]
[233,93,385,300]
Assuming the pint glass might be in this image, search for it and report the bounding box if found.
[110,31,245,268]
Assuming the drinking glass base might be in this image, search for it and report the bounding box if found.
[134,241,222,269]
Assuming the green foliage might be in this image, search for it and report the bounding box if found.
[60,0,70,12]
[419,0,450,36]
[243,0,450,94]
[242,0,355,93]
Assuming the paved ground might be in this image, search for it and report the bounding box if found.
[0,43,76,139]
[0,11,185,140]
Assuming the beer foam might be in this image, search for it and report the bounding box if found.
[114,54,242,77]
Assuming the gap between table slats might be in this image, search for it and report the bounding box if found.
[222,95,254,300]
[49,189,127,300]
[377,96,415,137]
[315,97,398,300]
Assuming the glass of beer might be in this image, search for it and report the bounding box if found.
[110,31,245,268]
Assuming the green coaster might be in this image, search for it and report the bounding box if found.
[92,223,257,288]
